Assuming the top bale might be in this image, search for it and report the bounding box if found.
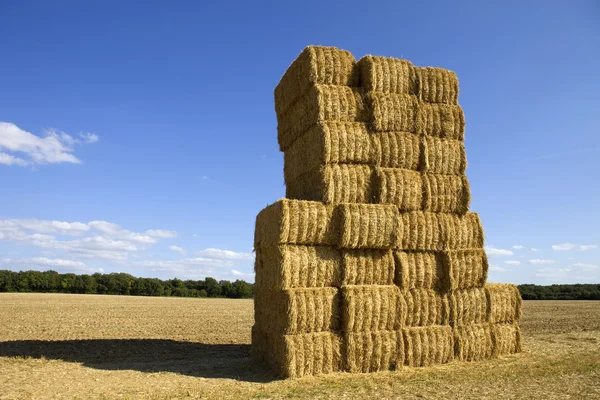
[274,46,359,119]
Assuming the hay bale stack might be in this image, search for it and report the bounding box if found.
[253,45,521,377]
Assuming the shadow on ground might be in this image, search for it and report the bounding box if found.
[0,339,277,383]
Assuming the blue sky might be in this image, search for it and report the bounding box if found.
[0,1,598,284]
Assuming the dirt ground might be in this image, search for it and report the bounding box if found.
[0,294,598,399]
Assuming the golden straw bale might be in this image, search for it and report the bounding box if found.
[440,249,488,291]
[453,323,494,361]
[415,66,459,105]
[377,131,421,169]
[254,199,337,248]
[422,174,471,214]
[283,122,374,182]
[441,212,485,250]
[492,322,522,356]
[286,164,375,204]
[394,251,443,290]
[341,285,405,332]
[403,325,454,367]
[254,287,340,334]
[338,203,399,249]
[252,325,343,378]
[421,136,467,175]
[402,289,450,327]
[275,46,359,120]
[485,283,523,323]
[278,85,367,151]
[448,288,488,327]
[257,244,342,290]
[345,330,404,373]
[358,55,417,95]
[417,102,465,140]
[342,249,395,286]
[366,92,419,133]
[374,168,423,211]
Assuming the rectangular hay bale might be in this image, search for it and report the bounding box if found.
[374,168,423,211]
[256,244,342,290]
[345,330,404,373]
[453,323,494,361]
[421,135,467,175]
[422,174,471,214]
[402,289,449,327]
[338,203,399,249]
[448,287,488,327]
[286,164,375,204]
[415,66,460,105]
[485,283,523,323]
[441,249,488,291]
[254,287,340,334]
[342,249,395,286]
[275,46,359,121]
[254,199,337,248]
[403,325,454,367]
[492,322,522,356]
[341,285,405,332]
[252,325,344,378]
[278,85,367,151]
[394,251,443,290]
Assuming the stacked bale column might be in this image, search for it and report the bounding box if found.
[253,46,522,378]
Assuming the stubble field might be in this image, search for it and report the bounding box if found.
[0,293,599,399]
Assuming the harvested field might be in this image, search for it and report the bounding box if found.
[0,294,599,399]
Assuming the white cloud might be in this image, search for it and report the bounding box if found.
[231,269,255,279]
[26,257,86,268]
[88,221,156,244]
[531,248,540,252]
[504,260,521,265]
[0,122,98,166]
[512,245,524,250]
[571,263,598,270]
[529,259,556,265]
[579,245,598,251]
[535,267,570,281]
[490,266,507,272]
[484,246,513,256]
[196,248,255,260]
[146,229,178,238]
[552,243,576,251]
[192,234,200,237]
[169,245,186,255]
[0,219,90,236]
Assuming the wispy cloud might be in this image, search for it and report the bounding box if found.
[504,260,521,265]
[169,245,186,255]
[196,248,255,260]
[552,243,576,251]
[485,246,513,256]
[512,245,524,250]
[0,122,98,166]
[579,245,598,251]
[531,248,540,252]
[146,230,178,238]
[490,266,507,272]
[529,259,556,265]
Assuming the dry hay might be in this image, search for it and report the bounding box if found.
[252,325,343,378]
[374,168,423,211]
[366,93,465,140]
[283,122,374,182]
[338,203,399,249]
[394,251,443,290]
[421,135,467,175]
[342,249,395,286]
[448,288,488,327]
[254,199,337,248]
[403,325,454,367]
[492,322,522,356]
[255,244,341,290]
[344,330,404,373]
[341,285,405,332]
[286,164,375,204]
[274,46,358,123]
[253,287,340,334]
[277,85,367,152]
[441,249,488,291]
[358,55,459,104]
[422,174,470,214]
[377,131,421,169]
[396,212,484,251]
[453,323,494,361]
[486,283,523,323]
[402,289,449,327]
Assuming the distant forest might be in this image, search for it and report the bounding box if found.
[0,270,599,300]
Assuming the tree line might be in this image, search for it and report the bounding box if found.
[0,269,254,298]
[1,269,599,300]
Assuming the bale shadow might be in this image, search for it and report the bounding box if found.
[0,339,277,383]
